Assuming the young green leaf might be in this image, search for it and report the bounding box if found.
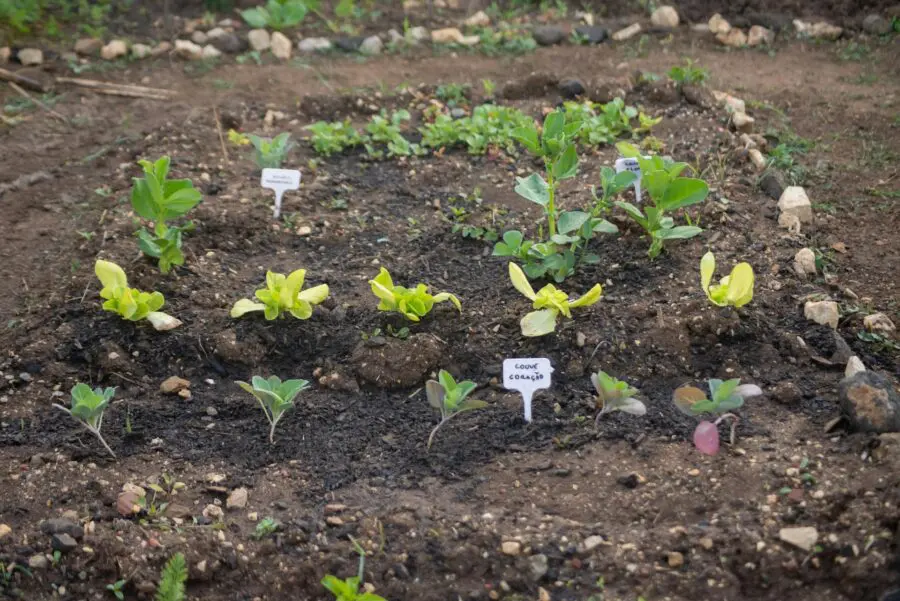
[426,370,488,449]
[368,267,461,322]
[237,375,310,443]
[95,260,180,331]
[509,263,602,336]
[232,269,329,320]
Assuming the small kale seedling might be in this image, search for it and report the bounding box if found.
[701,252,754,308]
[237,376,310,443]
[426,370,488,449]
[509,262,602,336]
[131,156,202,274]
[53,383,116,459]
[614,142,707,258]
[231,269,329,320]
[591,370,646,424]
[322,537,387,601]
[248,132,295,169]
[96,260,181,331]
[369,267,461,322]
[673,379,762,455]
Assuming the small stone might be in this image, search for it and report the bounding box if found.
[203,504,224,520]
[270,31,292,59]
[326,516,344,526]
[573,25,609,44]
[779,526,818,551]
[778,186,813,224]
[748,25,775,46]
[387,29,405,46]
[845,356,866,378]
[74,38,103,56]
[202,44,222,59]
[0,47,9,63]
[528,554,549,581]
[839,371,900,433]
[864,313,896,335]
[862,14,892,35]
[227,487,249,509]
[151,41,173,57]
[211,32,246,54]
[793,248,817,276]
[325,503,347,513]
[582,535,605,552]
[131,43,152,59]
[616,473,640,489]
[247,512,258,522]
[717,29,748,47]
[794,20,843,40]
[0,524,10,539]
[612,23,641,41]
[18,48,43,66]
[771,381,802,405]
[298,37,333,53]
[248,29,271,52]
[759,171,785,200]
[174,39,203,60]
[538,588,551,601]
[40,518,84,539]
[407,26,429,44]
[51,533,78,553]
[731,111,755,133]
[713,91,746,114]
[101,39,128,60]
[558,79,586,99]
[688,468,700,476]
[708,13,731,34]
[28,554,49,570]
[748,148,766,171]
[533,25,565,46]
[359,35,383,55]
[431,27,478,45]
[667,551,684,568]
[699,537,714,550]
[650,5,680,29]
[804,301,839,330]
[206,27,227,40]
[161,376,191,394]
[501,540,522,556]
[18,372,32,383]
[190,30,208,45]
[450,108,467,119]
[464,10,490,27]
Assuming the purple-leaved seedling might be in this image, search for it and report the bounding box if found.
[673,379,762,455]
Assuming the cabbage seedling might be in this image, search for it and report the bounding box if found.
[673,379,762,455]
[231,269,329,320]
[131,156,202,274]
[236,376,310,443]
[369,267,461,322]
[95,260,181,331]
[248,132,295,169]
[591,370,646,424]
[426,370,488,449]
[53,383,116,459]
[509,262,602,336]
[700,252,754,308]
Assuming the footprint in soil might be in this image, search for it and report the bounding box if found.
[351,334,443,389]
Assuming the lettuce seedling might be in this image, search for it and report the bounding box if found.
[305,120,363,156]
[322,537,386,601]
[231,269,329,320]
[369,267,461,322]
[237,375,310,443]
[131,156,202,274]
[95,260,181,331]
[53,383,116,459]
[426,370,488,449]
[248,133,294,169]
[509,262,602,336]
[241,0,309,29]
[591,370,646,424]
[673,379,762,455]
[614,142,708,258]
[701,252,754,308]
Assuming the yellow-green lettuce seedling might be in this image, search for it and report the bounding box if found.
[426,370,488,449]
[369,267,461,322]
[509,262,602,336]
[231,269,329,320]
[701,252,754,308]
[591,370,646,424]
[53,383,117,459]
[95,260,181,331]
[237,375,310,443]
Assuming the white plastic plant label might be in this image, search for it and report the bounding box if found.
[614,157,642,204]
[261,168,301,219]
[502,358,553,423]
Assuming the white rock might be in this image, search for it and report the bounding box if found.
[717,29,747,47]
[778,212,802,233]
[191,30,208,45]
[748,148,766,171]
[202,504,224,520]
[804,301,839,330]
[407,26,430,44]
[650,5,679,29]
[713,90,746,114]
[226,487,249,509]
[206,27,227,40]
[731,111,755,133]
[202,44,222,59]
[708,13,731,34]
[387,29,405,46]
[864,313,896,334]
[248,28,271,52]
[464,10,490,27]
[431,27,472,45]
[0,47,10,63]
[101,39,128,60]
[748,25,775,46]
[793,248,817,276]
[271,31,292,59]
[582,535,605,552]
[779,526,818,551]
[794,20,842,40]
[778,186,813,224]
[501,540,521,556]
[298,37,333,53]
[151,41,173,57]
[18,48,43,66]
[0,524,10,539]
[845,356,866,378]
[173,39,203,60]
[74,38,102,56]
[612,23,642,41]
[359,35,383,55]
[131,43,152,60]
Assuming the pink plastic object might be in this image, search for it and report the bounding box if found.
[693,421,720,455]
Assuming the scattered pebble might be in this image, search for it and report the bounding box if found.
[501,540,522,556]
[271,31,292,59]
[840,371,900,433]
[612,23,642,41]
[778,186,813,224]
[667,551,684,568]
[779,526,818,551]
[226,487,249,509]
[160,376,191,394]
[864,313,896,335]
[650,5,679,29]
[248,29,271,52]
[18,48,43,66]
[793,248,817,276]
[804,300,839,330]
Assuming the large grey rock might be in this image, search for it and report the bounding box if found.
[298,37,332,53]
[40,518,84,539]
[18,48,43,66]
[778,186,813,223]
[51,533,78,552]
[248,28,271,52]
[211,32,246,54]
[359,35,383,55]
[573,25,609,44]
[650,5,679,29]
[862,14,892,35]
[840,371,900,433]
[533,25,565,46]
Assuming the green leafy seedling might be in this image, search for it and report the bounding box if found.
[231,269,329,320]
[701,252,754,308]
[426,370,488,449]
[509,262,602,336]
[237,376,310,443]
[53,383,116,459]
[369,267,461,322]
[248,132,295,169]
[673,379,762,455]
[95,260,181,331]
[305,120,363,156]
[155,553,187,601]
[241,0,309,29]
[106,579,126,600]
[591,370,645,424]
[131,156,202,274]
[322,537,387,601]
[254,517,279,540]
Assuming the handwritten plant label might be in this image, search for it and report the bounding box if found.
[614,157,642,204]
[261,168,301,219]
[503,358,553,423]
